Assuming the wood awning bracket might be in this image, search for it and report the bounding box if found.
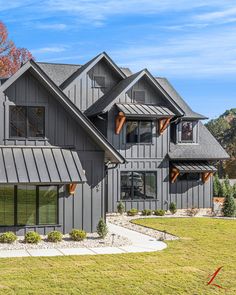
[171,168,180,183]
[201,172,213,183]
[115,112,126,135]
[68,183,77,195]
[159,117,171,135]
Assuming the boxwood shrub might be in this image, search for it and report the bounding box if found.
[127,208,139,216]
[154,209,165,216]
[25,231,41,244]
[141,209,152,216]
[47,231,63,243]
[0,232,17,244]
[70,229,87,241]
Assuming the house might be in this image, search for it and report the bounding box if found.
[0,52,229,235]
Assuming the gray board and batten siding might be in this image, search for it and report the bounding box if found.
[0,70,106,234]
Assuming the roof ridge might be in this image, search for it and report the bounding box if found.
[37,61,82,66]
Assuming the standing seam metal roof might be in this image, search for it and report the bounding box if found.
[0,146,86,184]
[171,161,217,172]
[116,103,174,117]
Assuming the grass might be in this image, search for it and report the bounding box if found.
[0,218,235,294]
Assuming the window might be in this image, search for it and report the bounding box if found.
[133,90,145,103]
[93,76,105,88]
[181,121,193,141]
[121,171,157,200]
[10,106,45,138]
[178,173,200,181]
[0,185,58,226]
[126,121,152,143]
[0,185,14,226]
[38,186,58,225]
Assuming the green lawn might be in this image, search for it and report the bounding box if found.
[0,218,235,294]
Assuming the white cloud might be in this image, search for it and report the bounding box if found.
[36,23,67,30]
[31,46,67,54]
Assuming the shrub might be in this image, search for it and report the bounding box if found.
[96,218,108,239]
[213,174,221,197]
[0,232,17,244]
[117,201,125,214]
[47,231,63,243]
[141,209,152,216]
[222,193,236,217]
[154,209,165,216]
[24,231,41,244]
[233,184,236,198]
[127,208,138,216]
[169,202,177,214]
[70,229,87,241]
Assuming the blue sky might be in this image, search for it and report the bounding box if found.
[1,0,236,120]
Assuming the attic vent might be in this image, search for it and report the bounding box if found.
[133,90,145,103]
[93,75,105,88]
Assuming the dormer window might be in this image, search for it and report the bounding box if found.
[133,90,145,103]
[93,75,105,88]
[181,121,193,142]
[9,106,45,138]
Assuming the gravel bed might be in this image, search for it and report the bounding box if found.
[107,214,179,241]
[0,232,131,250]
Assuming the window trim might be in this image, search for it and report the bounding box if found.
[0,185,59,227]
[180,121,194,142]
[126,120,153,144]
[120,171,157,200]
[92,75,106,88]
[9,105,46,139]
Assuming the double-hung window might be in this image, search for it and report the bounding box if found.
[9,106,45,138]
[126,121,152,143]
[181,121,193,142]
[121,171,157,200]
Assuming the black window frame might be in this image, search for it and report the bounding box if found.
[178,173,201,181]
[126,120,153,144]
[0,185,59,227]
[120,171,157,200]
[133,90,146,103]
[9,105,45,139]
[181,121,194,142]
[92,75,106,88]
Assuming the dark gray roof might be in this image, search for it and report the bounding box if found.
[0,60,125,164]
[85,71,142,117]
[120,67,132,77]
[169,122,230,160]
[116,103,174,118]
[37,62,81,86]
[0,146,86,184]
[156,78,207,120]
[171,161,217,172]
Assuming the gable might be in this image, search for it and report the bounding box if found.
[0,61,125,163]
[64,57,123,111]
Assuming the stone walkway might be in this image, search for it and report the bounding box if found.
[0,223,167,258]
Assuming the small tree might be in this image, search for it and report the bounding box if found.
[169,202,177,214]
[224,175,232,197]
[222,193,236,217]
[117,201,125,215]
[213,174,221,196]
[219,181,227,197]
[97,218,108,239]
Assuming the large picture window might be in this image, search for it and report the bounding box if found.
[121,171,157,200]
[10,106,45,138]
[0,185,58,226]
[181,121,193,142]
[126,121,152,143]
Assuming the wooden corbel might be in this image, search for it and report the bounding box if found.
[115,112,126,135]
[159,117,171,135]
[201,172,213,183]
[171,168,180,183]
[68,183,77,195]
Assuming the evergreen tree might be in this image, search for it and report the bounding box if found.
[222,193,236,217]
[213,174,221,197]
[224,175,232,197]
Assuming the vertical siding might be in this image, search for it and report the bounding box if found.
[0,71,106,233]
[64,59,122,112]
